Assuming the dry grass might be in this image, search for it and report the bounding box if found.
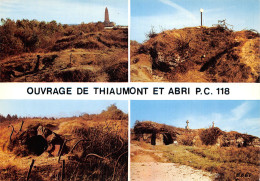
[0,105,128,181]
[177,132,195,146]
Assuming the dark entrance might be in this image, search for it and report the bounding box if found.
[163,133,173,145]
[25,135,48,156]
[151,132,156,145]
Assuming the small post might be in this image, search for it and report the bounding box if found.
[19,120,24,132]
[200,8,204,26]
[26,159,35,181]
[61,160,65,181]
[58,140,68,163]
[212,121,215,128]
[8,125,15,142]
[34,55,41,72]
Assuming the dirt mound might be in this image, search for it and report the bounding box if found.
[55,68,96,82]
[133,121,187,135]
[52,29,128,51]
[131,27,260,82]
[132,120,260,148]
[105,62,128,82]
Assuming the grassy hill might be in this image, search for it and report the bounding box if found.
[0,19,128,82]
[131,26,259,82]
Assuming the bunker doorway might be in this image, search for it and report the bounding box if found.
[151,132,156,145]
[163,133,173,145]
[25,135,48,156]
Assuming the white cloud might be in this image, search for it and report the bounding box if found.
[212,102,260,137]
[159,0,196,20]
[168,101,260,137]
[231,101,252,120]
[131,12,198,42]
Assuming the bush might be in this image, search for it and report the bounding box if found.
[199,127,222,145]
[0,19,105,59]
[146,26,157,39]
[100,104,128,120]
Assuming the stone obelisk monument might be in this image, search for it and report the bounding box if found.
[103,7,115,27]
[104,7,110,26]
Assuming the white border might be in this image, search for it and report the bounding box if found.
[0,83,259,100]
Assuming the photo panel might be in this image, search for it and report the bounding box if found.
[130,100,260,180]
[0,0,128,82]
[130,0,260,82]
[0,100,128,180]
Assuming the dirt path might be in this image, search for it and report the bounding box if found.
[131,162,213,181]
[131,144,214,181]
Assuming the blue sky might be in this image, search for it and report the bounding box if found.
[132,0,260,42]
[0,0,128,25]
[0,100,128,118]
[131,100,260,137]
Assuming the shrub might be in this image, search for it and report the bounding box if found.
[199,127,222,145]
[0,19,105,59]
[100,104,128,120]
[146,26,157,39]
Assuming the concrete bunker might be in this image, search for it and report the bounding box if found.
[151,132,174,145]
[9,125,67,156]
[134,121,177,146]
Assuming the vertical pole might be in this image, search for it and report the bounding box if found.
[201,12,203,26]
[61,160,65,181]
[8,125,14,142]
[26,159,35,181]
[19,120,24,132]
[58,140,67,163]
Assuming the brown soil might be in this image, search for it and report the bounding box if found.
[131,27,260,82]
